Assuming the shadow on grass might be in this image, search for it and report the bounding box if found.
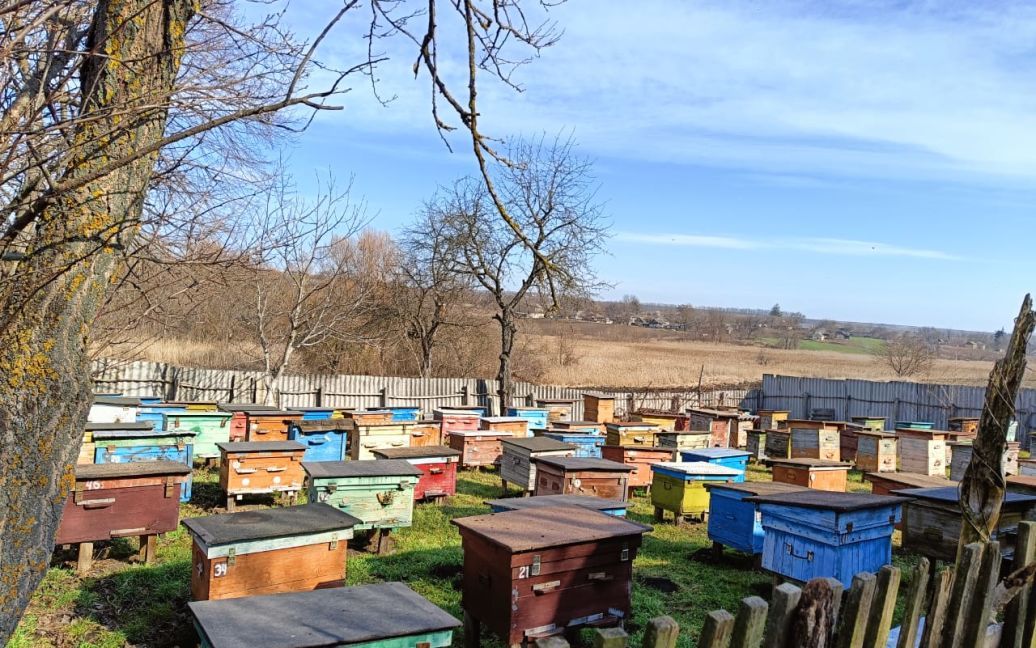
[75,559,194,648]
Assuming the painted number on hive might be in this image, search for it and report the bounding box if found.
[85,481,102,491]
[518,566,530,579]
[214,563,228,578]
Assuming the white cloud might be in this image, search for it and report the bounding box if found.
[298,1,1036,185]
[615,231,959,260]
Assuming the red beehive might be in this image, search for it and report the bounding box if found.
[372,445,462,501]
[600,445,677,493]
[453,506,651,646]
[533,457,634,502]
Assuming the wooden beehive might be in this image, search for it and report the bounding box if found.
[948,417,980,435]
[687,408,739,447]
[165,400,220,412]
[854,431,897,473]
[189,582,461,648]
[453,506,650,646]
[551,420,606,435]
[408,420,443,448]
[349,422,411,461]
[1006,441,1021,475]
[765,430,791,460]
[1008,474,1036,495]
[788,422,840,462]
[90,422,196,502]
[218,404,279,443]
[304,460,422,535]
[480,416,530,436]
[243,411,303,443]
[864,471,951,496]
[372,445,461,501]
[734,414,754,448]
[769,458,850,492]
[448,430,513,469]
[165,411,233,459]
[385,406,421,422]
[748,491,903,587]
[836,423,866,463]
[850,416,887,432]
[343,410,395,426]
[288,419,350,463]
[649,461,742,522]
[486,494,627,517]
[632,411,686,432]
[506,407,550,431]
[745,430,767,461]
[583,392,615,423]
[500,437,576,492]
[183,503,360,601]
[893,486,1036,562]
[88,395,141,423]
[679,448,750,481]
[218,441,306,511]
[543,430,605,458]
[603,421,659,447]
[535,398,577,424]
[948,441,1020,481]
[757,410,790,430]
[56,461,190,572]
[704,482,806,555]
[600,445,677,492]
[533,457,633,501]
[433,408,482,439]
[896,429,947,476]
[656,430,711,452]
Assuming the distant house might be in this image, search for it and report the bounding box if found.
[833,329,852,340]
[811,329,829,341]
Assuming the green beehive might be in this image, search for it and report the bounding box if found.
[165,411,233,459]
[303,460,422,533]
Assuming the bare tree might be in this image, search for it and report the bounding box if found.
[878,334,934,377]
[433,137,608,408]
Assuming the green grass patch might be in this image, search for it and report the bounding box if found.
[798,336,886,355]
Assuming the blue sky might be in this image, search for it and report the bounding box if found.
[276,1,1036,332]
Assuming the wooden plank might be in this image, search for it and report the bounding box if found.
[834,572,875,648]
[730,597,767,648]
[862,565,900,648]
[642,616,679,648]
[943,542,985,648]
[789,578,841,648]
[896,558,930,648]
[593,627,629,648]
[537,638,571,648]
[698,610,734,648]
[920,568,954,648]
[961,541,1001,648]
[762,583,801,648]
[1003,523,1036,648]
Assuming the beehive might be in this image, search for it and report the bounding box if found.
[948,417,980,435]
[765,430,792,460]
[687,408,739,447]
[506,407,550,431]
[551,420,606,435]
[705,482,806,555]
[372,446,462,501]
[543,430,605,458]
[164,400,221,411]
[788,422,840,462]
[836,423,867,463]
[535,398,576,424]
[349,422,411,461]
[304,460,422,535]
[218,441,306,511]
[183,503,360,601]
[757,410,790,430]
[600,445,677,492]
[90,422,196,502]
[679,448,750,481]
[745,430,767,461]
[500,437,576,492]
[189,582,461,648]
[288,419,350,463]
[480,416,530,436]
[657,430,711,452]
[533,457,633,501]
[896,429,947,476]
[453,506,649,646]
[632,411,686,432]
[863,471,952,497]
[850,416,887,432]
[57,461,190,572]
[88,395,140,424]
[769,458,850,492]
[749,491,903,587]
[408,420,443,448]
[166,411,234,459]
[344,410,396,426]
[433,408,481,438]
[583,392,615,423]
[244,411,303,443]
[948,441,1020,481]
[1019,459,1036,477]
[386,406,422,422]
[893,487,1036,562]
[218,404,279,443]
[604,421,659,447]
[650,461,742,522]
[486,494,628,517]
[854,431,897,473]
[448,430,513,468]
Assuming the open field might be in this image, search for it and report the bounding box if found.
[14,465,922,648]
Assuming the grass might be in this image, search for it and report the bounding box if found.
[797,336,887,355]
[16,465,924,648]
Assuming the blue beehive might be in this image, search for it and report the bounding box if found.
[747,490,903,587]
[138,396,163,406]
[507,407,550,431]
[294,407,336,421]
[386,407,421,422]
[543,431,604,458]
[90,422,196,502]
[288,419,350,462]
[136,410,166,430]
[679,448,750,482]
[704,482,806,554]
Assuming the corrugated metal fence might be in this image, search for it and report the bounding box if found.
[89,359,751,419]
[752,374,1036,447]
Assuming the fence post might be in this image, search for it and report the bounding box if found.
[730,597,767,648]
[229,375,236,403]
[169,367,181,401]
[896,557,930,648]
[251,377,257,403]
[379,387,388,408]
[834,572,875,648]
[643,616,679,648]
[1003,521,1036,647]
[844,394,852,421]
[762,582,801,648]
[698,610,734,648]
[892,398,901,426]
[592,627,628,648]
[462,385,470,406]
[862,565,900,648]
[315,386,323,408]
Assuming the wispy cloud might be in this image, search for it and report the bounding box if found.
[615,231,959,260]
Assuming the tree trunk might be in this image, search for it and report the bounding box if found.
[957,294,1036,558]
[496,312,517,413]
[0,1,195,640]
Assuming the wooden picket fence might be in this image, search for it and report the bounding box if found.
[537,523,1036,648]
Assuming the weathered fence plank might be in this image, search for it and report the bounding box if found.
[730,596,768,648]
[862,565,900,648]
[643,617,680,648]
[961,542,1001,648]
[896,558,930,648]
[920,568,954,648]
[698,610,735,648]
[944,542,985,648]
[834,572,876,648]
[762,583,802,648]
